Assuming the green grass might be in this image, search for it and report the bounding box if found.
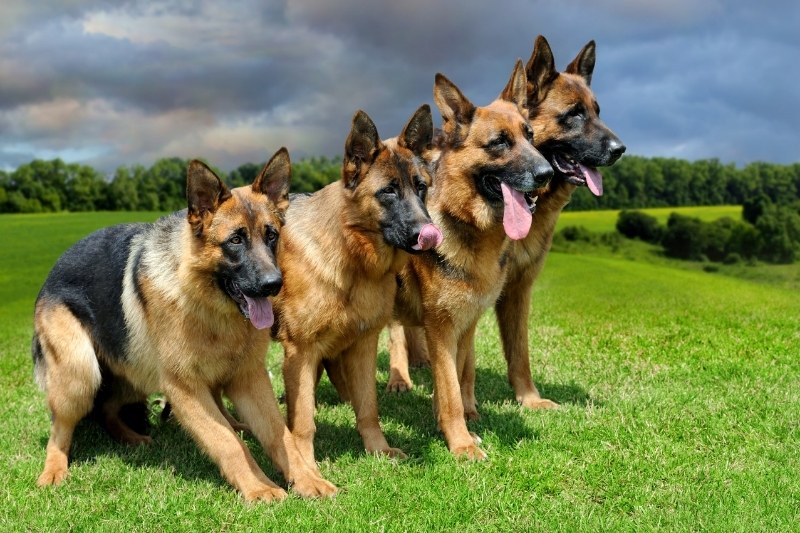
[2,211,799,531]
[558,205,742,234]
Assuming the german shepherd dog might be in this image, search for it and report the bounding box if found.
[387,37,625,416]
[391,61,553,459]
[32,149,336,501]
[274,106,441,466]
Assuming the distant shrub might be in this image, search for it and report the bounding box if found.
[616,210,663,243]
[662,213,707,260]
[559,225,596,243]
[723,252,742,265]
[756,210,799,264]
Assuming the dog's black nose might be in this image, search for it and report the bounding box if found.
[533,159,554,188]
[258,274,283,297]
[608,139,626,163]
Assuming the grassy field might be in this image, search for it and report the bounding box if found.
[2,211,799,531]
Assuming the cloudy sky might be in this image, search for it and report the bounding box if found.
[0,0,797,173]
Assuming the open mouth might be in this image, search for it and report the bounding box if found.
[483,175,538,213]
[222,278,274,330]
[550,153,603,196]
[480,174,538,240]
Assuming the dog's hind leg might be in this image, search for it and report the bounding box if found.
[387,321,414,392]
[322,358,351,403]
[406,326,430,367]
[213,388,251,434]
[95,373,152,446]
[34,302,102,486]
[456,320,479,421]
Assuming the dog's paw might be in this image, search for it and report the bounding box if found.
[469,432,483,445]
[451,443,488,461]
[243,484,288,503]
[37,466,69,487]
[371,446,408,460]
[521,396,559,410]
[463,407,480,421]
[386,375,413,393]
[291,474,338,498]
[124,433,153,446]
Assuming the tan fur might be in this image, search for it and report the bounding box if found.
[34,150,336,501]
[392,62,550,459]
[276,109,434,465]
[389,37,624,416]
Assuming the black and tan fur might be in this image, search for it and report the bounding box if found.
[391,61,553,458]
[388,37,625,416]
[32,149,336,501]
[274,106,437,466]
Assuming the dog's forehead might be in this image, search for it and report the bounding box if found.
[214,188,278,233]
[372,142,428,186]
[548,74,595,110]
[472,101,526,135]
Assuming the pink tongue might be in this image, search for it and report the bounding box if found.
[500,182,532,240]
[243,295,274,330]
[580,164,603,196]
[413,223,443,250]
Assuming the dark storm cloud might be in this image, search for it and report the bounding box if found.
[0,0,797,173]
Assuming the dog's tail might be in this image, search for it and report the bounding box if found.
[32,333,47,390]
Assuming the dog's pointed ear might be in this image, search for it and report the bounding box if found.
[186,160,232,236]
[433,73,475,143]
[253,147,291,214]
[343,110,383,190]
[526,35,558,107]
[397,104,433,155]
[566,39,596,86]
[499,59,529,119]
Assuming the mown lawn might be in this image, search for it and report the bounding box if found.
[1,211,798,531]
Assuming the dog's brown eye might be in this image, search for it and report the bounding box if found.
[229,235,243,245]
[266,227,279,244]
[524,126,534,142]
[489,133,510,149]
[380,185,397,196]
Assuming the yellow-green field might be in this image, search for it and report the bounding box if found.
[558,205,742,233]
[2,210,798,531]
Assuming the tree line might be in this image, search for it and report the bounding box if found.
[1,154,799,214]
[0,156,341,213]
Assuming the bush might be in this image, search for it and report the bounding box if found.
[723,252,743,265]
[755,209,800,264]
[559,225,597,243]
[616,210,663,243]
[662,213,707,260]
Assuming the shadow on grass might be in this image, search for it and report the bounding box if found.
[368,349,596,409]
[36,351,593,491]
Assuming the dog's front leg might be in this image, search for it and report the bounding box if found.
[282,343,321,470]
[162,379,287,502]
[426,322,487,460]
[342,332,406,458]
[225,362,337,498]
